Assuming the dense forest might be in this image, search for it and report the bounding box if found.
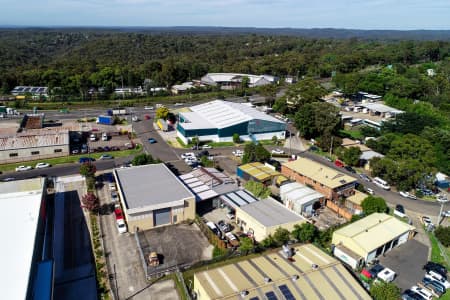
[1,29,450,98]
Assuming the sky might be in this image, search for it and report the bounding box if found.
[1,0,450,30]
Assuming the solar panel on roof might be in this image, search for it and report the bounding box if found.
[279,284,296,300]
[265,291,278,300]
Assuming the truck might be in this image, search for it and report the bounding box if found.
[107,108,127,116]
[97,115,114,125]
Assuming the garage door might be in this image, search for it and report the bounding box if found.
[153,208,171,226]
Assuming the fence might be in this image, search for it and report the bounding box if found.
[195,216,227,249]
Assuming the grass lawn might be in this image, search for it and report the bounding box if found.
[207,141,235,147]
[426,230,450,270]
[339,129,363,140]
[0,144,142,172]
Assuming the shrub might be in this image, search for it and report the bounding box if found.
[435,226,450,247]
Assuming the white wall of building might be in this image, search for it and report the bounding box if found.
[177,130,286,144]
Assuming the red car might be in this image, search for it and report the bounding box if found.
[334,159,344,168]
[114,208,124,220]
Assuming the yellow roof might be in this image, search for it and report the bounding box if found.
[239,162,280,182]
[333,213,415,254]
[276,175,289,185]
[346,190,368,206]
[194,243,371,300]
[283,157,357,188]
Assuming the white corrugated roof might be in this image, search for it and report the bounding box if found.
[181,100,284,129]
[0,178,45,300]
[280,182,324,205]
[202,73,276,85]
[360,103,404,114]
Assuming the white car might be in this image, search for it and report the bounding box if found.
[144,106,154,110]
[109,182,116,191]
[202,145,212,149]
[271,149,285,154]
[426,271,450,289]
[442,210,450,217]
[232,150,244,157]
[116,219,127,234]
[15,165,32,172]
[181,152,196,159]
[89,134,96,141]
[411,285,433,300]
[399,191,417,200]
[365,188,375,195]
[35,162,50,169]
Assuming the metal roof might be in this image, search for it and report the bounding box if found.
[195,243,371,300]
[0,178,46,300]
[346,190,369,206]
[360,103,404,114]
[360,150,384,160]
[220,190,259,209]
[333,213,415,254]
[0,129,69,151]
[180,100,284,130]
[280,182,324,206]
[238,198,306,227]
[201,73,276,85]
[239,162,281,182]
[114,164,194,214]
[283,158,358,189]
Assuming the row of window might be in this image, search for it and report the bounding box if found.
[9,149,63,157]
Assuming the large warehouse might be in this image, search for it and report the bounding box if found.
[176,100,286,143]
[114,164,196,233]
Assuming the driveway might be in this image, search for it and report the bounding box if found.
[378,239,428,291]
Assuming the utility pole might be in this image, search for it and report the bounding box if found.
[329,136,334,157]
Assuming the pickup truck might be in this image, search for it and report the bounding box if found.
[225,232,239,247]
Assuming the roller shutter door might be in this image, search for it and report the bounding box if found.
[153,208,171,226]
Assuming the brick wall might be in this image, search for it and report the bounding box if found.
[281,165,333,199]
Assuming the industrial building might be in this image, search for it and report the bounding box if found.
[201,73,277,89]
[237,162,288,186]
[235,198,307,241]
[282,157,358,201]
[11,86,49,97]
[114,164,196,233]
[193,243,371,300]
[0,178,52,300]
[279,182,324,216]
[177,100,286,144]
[332,213,415,268]
[0,129,70,164]
[179,167,238,208]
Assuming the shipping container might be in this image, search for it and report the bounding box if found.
[97,115,114,125]
[0,106,6,113]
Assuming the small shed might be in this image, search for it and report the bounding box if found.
[280,182,324,216]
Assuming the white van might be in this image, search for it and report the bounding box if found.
[90,134,96,141]
[102,132,108,141]
[373,177,391,190]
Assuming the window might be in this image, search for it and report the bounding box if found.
[54,149,62,153]
[173,215,177,223]
[9,153,18,157]
[31,151,40,155]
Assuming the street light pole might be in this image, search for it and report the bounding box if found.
[437,197,449,225]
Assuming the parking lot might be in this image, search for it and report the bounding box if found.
[378,239,429,291]
[137,223,212,276]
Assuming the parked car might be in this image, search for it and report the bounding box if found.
[125,142,135,149]
[377,267,396,282]
[102,132,108,141]
[402,289,425,300]
[100,154,114,160]
[334,159,344,167]
[2,177,16,182]
[394,204,406,218]
[15,165,32,172]
[109,182,116,191]
[144,106,154,110]
[422,277,446,296]
[103,146,111,151]
[71,149,80,154]
[423,262,448,278]
[218,220,231,233]
[202,144,212,149]
[226,212,235,220]
[365,187,375,195]
[271,148,285,155]
[359,174,371,182]
[442,210,450,217]
[225,232,239,247]
[116,219,127,234]
[206,221,220,236]
[425,271,450,288]
[420,216,434,227]
[399,191,417,200]
[35,162,51,169]
[90,134,97,141]
[232,149,244,157]
[148,138,157,144]
[368,264,385,278]
[181,152,195,159]
[411,286,433,300]
[344,166,356,173]
[111,191,119,202]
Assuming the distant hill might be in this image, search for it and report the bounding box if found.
[2,26,450,40]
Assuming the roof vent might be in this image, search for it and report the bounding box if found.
[240,290,248,298]
[291,275,299,281]
[264,277,271,283]
[311,264,319,270]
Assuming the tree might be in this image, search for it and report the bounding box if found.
[291,223,317,243]
[81,192,99,212]
[361,196,388,215]
[242,143,270,164]
[132,153,159,166]
[294,102,340,139]
[342,146,362,166]
[191,135,199,148]
[260,234,276,248]
[241,76,250,90]
[155,106,169,120]
[282,78,327,111]
[238,237,254,255]
[232,133,241,144]
[79,162,96,178]
[382,111,440,135]
[273,227,291,246]
[434,226,450,247]
[244,181,271,199]
[370,281,401,300]
[271,135,278,145]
